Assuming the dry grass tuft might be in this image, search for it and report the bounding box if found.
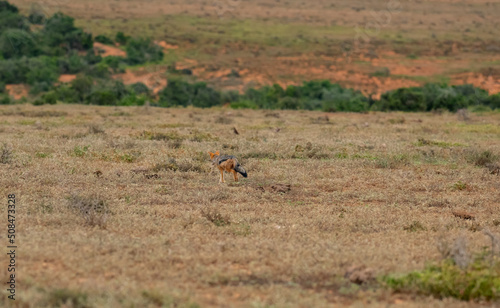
[201,208,231,226]
[67,194,109,228]
[0,143,13,164]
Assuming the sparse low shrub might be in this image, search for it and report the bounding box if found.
[140,130,183,141]
[383,255,500,301]
[66,194,109,228]
[466,149,498,167]
[375,154,409,169]
[201,208,231,226]
[403,221,426,232]
[47,288,89,308]
[0,143,13,164]
[215,115,233,124]
[370,67,390,77]
[73,145,89,157]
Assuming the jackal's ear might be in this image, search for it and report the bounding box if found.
[208,151,214,158]
[215,150,220,155]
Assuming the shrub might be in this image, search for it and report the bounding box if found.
[29,81,52,95]
[221,90,240,103]
[28,10,45,25]
[0,1,19,13]
[94,34,114,45]
[57,53,86,74]
[82,49,102,65]
[278,97,301,110]
[0,94,11,105]
[125,37,163,65]
[115,31,130,45]
[129,82,150,96]
[66,194,109,228]
[85,62,111,79]
[383,256,500,301]
[158,78,221,108]
[466,149,498,167]
[119,93,147,106]
[70,75,94,101]
[0,10,29,34]
[55,85,79,103]
[41,91,58,105]
[321,86,369,112]
[87,80,129,105]
[0,82,4,93]
[25,56,59,85]
[102,56,125,73]
[43,13,93,51]
[47,289,89,308]
[486,94,500,109]
[230,100,258,109]
[0,142,13,163]
[374,87,426,111]
[0,28,37,59]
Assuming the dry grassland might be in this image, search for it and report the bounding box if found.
[1,105,500,307]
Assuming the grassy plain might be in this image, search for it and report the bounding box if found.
[1,104,499,307]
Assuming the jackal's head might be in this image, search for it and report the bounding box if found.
[208,151,220,162]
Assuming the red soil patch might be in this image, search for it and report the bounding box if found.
[114,68,167,94]
[58,74,77,83]
[452,73,500,95]
[93,42,126,58]
[155,41,179,50]
[5,84,29,100]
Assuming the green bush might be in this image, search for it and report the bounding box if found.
[55,84,79,103]
[158,79,220,108]
[221,90,240,104]
[33,90,57,105]
[129,82,150,96]
[0,94,11,105]
[278,97,301,110]
[85,62,111,79]
[0,81,4,93]
[384,256,500,301]
[0,29,37,59]
[29,81,52,95]
[0,1,19,13]
[70,75,94,101]
[374,87,426,111]
[125,38,163,65]
[28,10,45,25]
[486,94,500,109]
[94,34,114,45]
[57,53,86,74]
[230,100,258,109]
[119,94,147,106]
[43,13,92,52]
[115,31,130,45]
[103,56,125,73]
[87,80,129,105]
[25,56,58,85]
[0,10,29,34]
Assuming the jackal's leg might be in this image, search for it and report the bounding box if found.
[219,170,225,183]
[232,170,238,182]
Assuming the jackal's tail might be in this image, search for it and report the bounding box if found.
[234,164,248,178]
